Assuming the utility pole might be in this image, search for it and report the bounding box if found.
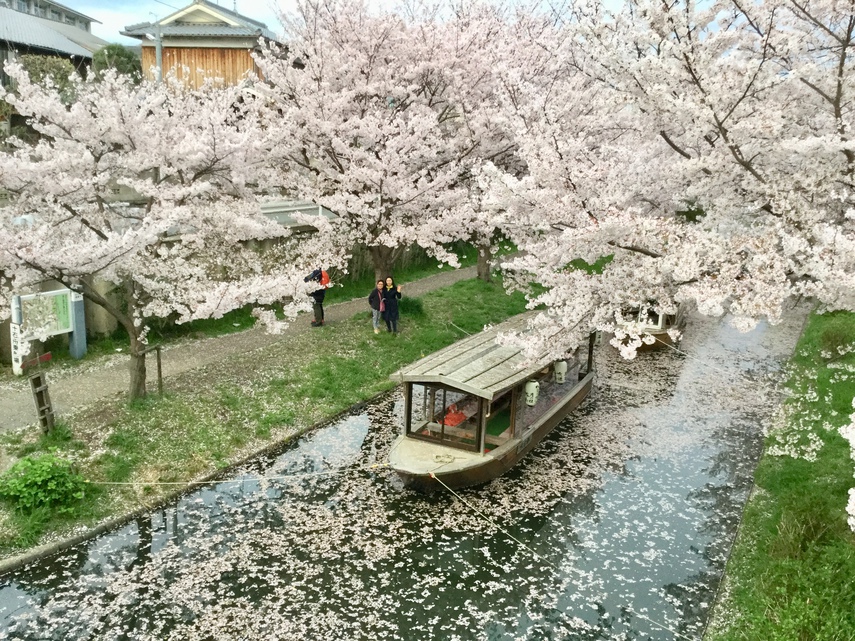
[148,13,163,84]
[155,19,163,84]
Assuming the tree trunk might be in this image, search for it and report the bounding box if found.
[125,280,148,401]
[370,245,398,283]
[128,334,147,401]
[477,241,493,282]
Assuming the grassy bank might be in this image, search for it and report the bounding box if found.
[707,311,855,640]
[0,278,527,556]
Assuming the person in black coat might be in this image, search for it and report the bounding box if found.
[368,279,384,334]
[304,268,329,327]
[382,276,403,333]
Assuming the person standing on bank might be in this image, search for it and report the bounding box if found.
[368,279,384,334]
[304,268,330,327]
[382,276,402,334]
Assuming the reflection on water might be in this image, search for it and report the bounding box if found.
[0,310,806,640]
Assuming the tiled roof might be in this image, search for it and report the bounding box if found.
[30,15,109,55]
[259,200,338,228]
[122,24,270,40]
[122,0,279,43]
[194,0,269,31]
[36,0,98,23]
[0,7,92,58]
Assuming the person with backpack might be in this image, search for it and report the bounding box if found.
[304,268,331,327]
[382,276,403,334]
[368,279,384,334]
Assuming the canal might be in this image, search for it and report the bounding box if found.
[0,309,806,640]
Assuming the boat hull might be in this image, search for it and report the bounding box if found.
[604,327,681,352]
[391,372,594,492]
[636,330,677,352]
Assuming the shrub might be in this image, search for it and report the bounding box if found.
[819,321,854,359]
[399,296,425,317]
[18,54,78,103]
[92,44,141,83]
[0,452,86,513]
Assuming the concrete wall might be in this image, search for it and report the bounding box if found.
[0,317,10,365]
[83,277,119,337]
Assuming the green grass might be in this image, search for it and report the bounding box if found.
[0,422,84,458]
[0,278,527,554]
[707,310,855,641]
[566,255,614,274]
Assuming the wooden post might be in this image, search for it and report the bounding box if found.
[29,372,55,433]
[587,332,596,374]
[139,345,164,396]
[479,398,487,455]
[156,346,163,396]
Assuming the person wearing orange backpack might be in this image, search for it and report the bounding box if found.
[304,268,331,327]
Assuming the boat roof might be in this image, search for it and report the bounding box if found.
[390,313,567,399]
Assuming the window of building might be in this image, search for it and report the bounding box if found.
[16,0,28,13]
[65,14,75,25]
[49,8,60,21]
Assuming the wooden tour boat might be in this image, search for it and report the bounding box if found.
[617,306,686,351]
[387,314,595,491]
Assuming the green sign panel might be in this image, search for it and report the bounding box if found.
[18,290,74,340]
[53,294,71,332]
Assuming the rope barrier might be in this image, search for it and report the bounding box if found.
[448,321,473,336]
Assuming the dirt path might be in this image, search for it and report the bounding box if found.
[0,267,478,432]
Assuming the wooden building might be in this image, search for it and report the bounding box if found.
[121,0,279,88]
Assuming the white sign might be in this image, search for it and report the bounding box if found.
[16,290,74,341]
[10,322,26,375]
[10,289,76,375]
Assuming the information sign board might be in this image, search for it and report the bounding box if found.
[16,290,74,340]
[10,289,86,375]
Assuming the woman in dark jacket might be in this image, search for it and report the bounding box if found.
[382,276,402,333]
[368,279,384,334]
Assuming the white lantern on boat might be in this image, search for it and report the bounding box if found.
[554,361,568,384]
[525,380,540,406]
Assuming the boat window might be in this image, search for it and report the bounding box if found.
[638,308,663,329]
[484,391,513,450]
[514,361,579,438]
[408,384,481,452]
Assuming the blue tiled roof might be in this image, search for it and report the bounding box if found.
[122,24,269,39]
[0,7,92,58]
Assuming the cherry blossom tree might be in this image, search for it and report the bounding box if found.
[471,0,854,361]
[0,65,328,400]
[470,0,855,528]
[253,0,514,280]
[415,4,552,282]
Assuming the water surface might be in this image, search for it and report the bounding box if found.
[0,311,805,640]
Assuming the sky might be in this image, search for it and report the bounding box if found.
[68,0,292,45]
